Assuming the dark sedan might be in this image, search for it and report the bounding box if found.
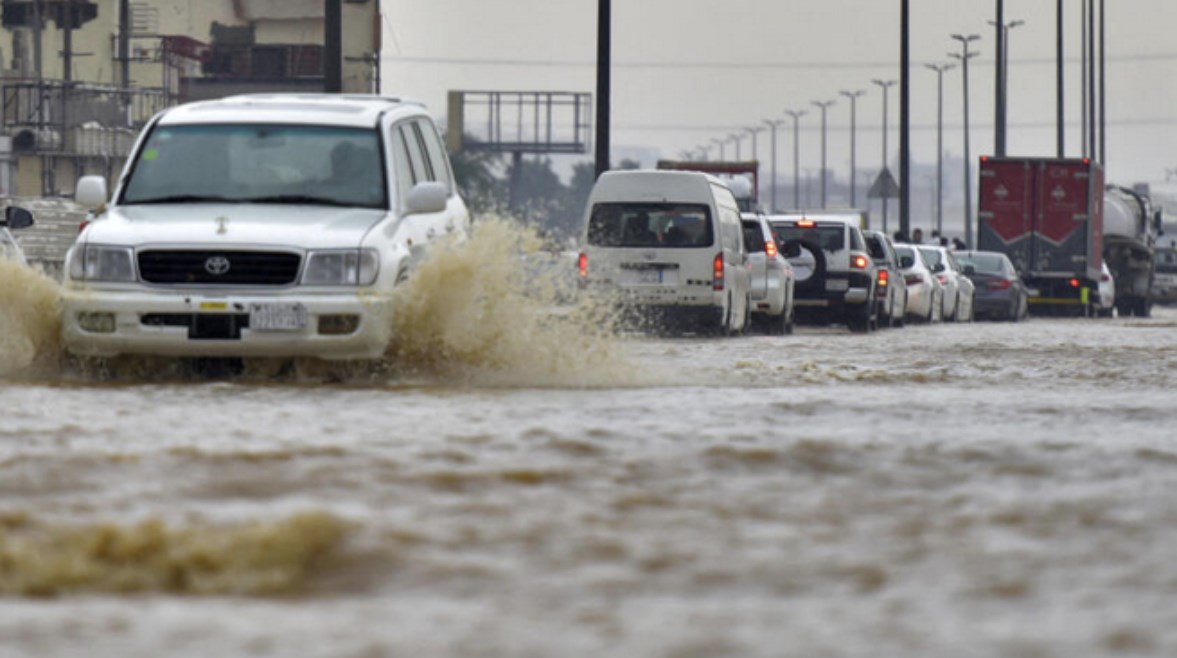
[956,250,1028,321]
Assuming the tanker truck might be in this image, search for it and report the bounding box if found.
[1103,185,1163,317]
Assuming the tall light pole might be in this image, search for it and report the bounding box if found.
[729,133,745,160]
[926,63,955,239]
[872,78,897,231]
[1056,0,1065,157]
[712,137,726,161]
[746,126,765,163]
[785,109,806,209]
[839,90,866,208]
[989,17,1024,156]
[765,119,787,212]
[811,100,836,209]
[950,33,980,249]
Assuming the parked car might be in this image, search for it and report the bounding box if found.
[0,207,34,265]
[864,230,908,328]
[1093,261,1116,317]
[768,215,878,332]
[894,244,943,323]
[1151,247,1177,305]
[741,213,795,334]
[579,170,752,335]
[956,250,1028,321]
[917,245,975,322]
[55,94,471,361]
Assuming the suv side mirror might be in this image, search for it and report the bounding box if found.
[405,181,448,215]
[2,206,33,229]
[899,255,914,269]
[76,175,108,208]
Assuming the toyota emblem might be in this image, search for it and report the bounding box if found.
[204,256,231,275]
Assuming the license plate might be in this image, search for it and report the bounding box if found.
[1026,287,1040,297]
[625,268,677,286]
[249,302,307,331]
[826,279,849,292]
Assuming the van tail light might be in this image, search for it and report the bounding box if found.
[986,278,1012,291]
[850,253,870,270]
[577,252,588,289]
[1069,278,1081,288]
[765,240,778,258]
[713,252,725,291]
[877,269,889,287]
[904,274,923,286]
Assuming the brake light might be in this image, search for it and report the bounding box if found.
[78,220,89,233]
[904,274,922,286]
[796,219,815,228]
[713,252,725,290]
[765,240,778,258]
[851,254,869,270]
[936,274,949,285]
[877,269,889,287]
[986,278,1012,290]
[577,252,588,289]
[1069,278,1081,288]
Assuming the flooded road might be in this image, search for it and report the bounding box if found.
[3,245,1177,657]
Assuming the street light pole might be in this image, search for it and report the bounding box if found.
[729,133,745,161]
[951,33,981,249]
[839,90,866,208]
[811,100,835,209]
[765,119,787,212]
[989,17,1024,156]
[785,109,806,209]
[712,137,726,161]
[871,79,897,231]
[926,63,955,239]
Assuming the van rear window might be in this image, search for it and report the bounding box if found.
[588,203,713,248]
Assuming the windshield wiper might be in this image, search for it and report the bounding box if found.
[242,194,356,208]
[126,194,242,205]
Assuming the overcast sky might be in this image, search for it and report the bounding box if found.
[381,0,1177,189]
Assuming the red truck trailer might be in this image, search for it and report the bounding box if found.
[977,157,1104,315]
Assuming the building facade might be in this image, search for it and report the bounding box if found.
[0,0,380,197]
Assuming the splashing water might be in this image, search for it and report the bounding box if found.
[386,217,630,387]
[0,260,63,379]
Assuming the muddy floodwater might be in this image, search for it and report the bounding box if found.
[3,241,1177,656]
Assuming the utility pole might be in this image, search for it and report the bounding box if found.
[1098,0,1105,165]
[594,0,611,178]
[785,109,805,209]
[926,63,954,239]
[324,0,342,92]
[951,33,980,249]
[712,137,726,161]
[729,133,744,161]
[1057,0,1065,157]
[811,99,835,209]
[1081,0,1088,158]
[871,78,896,230]
[994,0,1005,156]
[765,118,787,212]
[899,0,911,237]
[839,90,865,207]
[746,126,764,163]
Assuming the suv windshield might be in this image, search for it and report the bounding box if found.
[588,203,713,248]
[121,124,387,209]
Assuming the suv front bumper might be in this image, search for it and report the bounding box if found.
[61,286,394,360]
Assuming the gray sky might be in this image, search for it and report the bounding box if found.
[381,0,1177,188]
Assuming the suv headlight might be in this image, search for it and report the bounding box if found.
[302,248,380,286]
[68,244,136,282]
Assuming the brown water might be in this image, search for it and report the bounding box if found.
[3,231,1177,657]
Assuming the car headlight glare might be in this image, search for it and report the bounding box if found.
[302,248,379,286]
[72,245,136,282]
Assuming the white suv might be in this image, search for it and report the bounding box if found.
[57,94,469,360]
[768,214,878,332]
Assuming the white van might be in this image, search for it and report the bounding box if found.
[578,170,751,334]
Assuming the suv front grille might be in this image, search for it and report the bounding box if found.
[138,250,301,285]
